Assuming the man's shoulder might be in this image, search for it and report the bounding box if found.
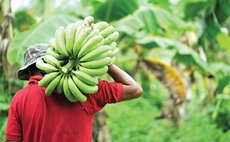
[13,84,39,99]
[13,85,27,96]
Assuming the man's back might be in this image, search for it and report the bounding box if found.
[5,76,123,142]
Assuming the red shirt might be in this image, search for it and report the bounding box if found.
[5,76,123,142]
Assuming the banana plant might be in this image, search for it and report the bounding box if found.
[142,58,185,105]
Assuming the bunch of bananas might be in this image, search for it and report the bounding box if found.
[36,16,119,102]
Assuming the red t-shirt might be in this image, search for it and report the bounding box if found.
[5,76,123,142]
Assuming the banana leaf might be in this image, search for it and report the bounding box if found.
[143,58,186,104]
[209,62,230,94]
[137,36,209,72]
[116,5,190,36]
[215,0,230,23]
[92,0,139,22]
[176,0,215,20]
[216,31,230,54]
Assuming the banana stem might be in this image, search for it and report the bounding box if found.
[211,99,222,121]
[63,59,75,72]
[61,67,68,74]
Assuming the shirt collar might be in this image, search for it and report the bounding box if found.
[28,75,43,84]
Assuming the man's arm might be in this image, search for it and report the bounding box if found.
[107,64,143,101]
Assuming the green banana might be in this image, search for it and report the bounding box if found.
[80,57,111,69]
[72,70,98,86]
[110,56,116,64]
[57,74,65,94]
[72,74,98,94]
[65,23,77,55]
[93,50,113,60]
[63,75,78,102]
[84,16,94,26]
[113,47,119,55]
[75,20,90,38]
[100,26,115,38]
[43,55,61,68]
[75,20,83,27]
[109,42,117,50]
[73,27,92,56]
[46,48,59,59]
[55,27,69,56]
[107,50,115,58]
[45,74,62,95]
[61,66,68,74]
[38,72,60,87]
[78,35,104,58]
[64,59,75,71]
[79,45,110,62]
[79,66,108,76]
[104,31,119,45]
[82,29,100,45]
[74,20,84,36]
[109,42,118,54]
[68,76,87,102]
[49,38,56,48]
[82,20,90,27]
[75,21,85,36]
[36,58,58,73]
[92,22,109,31]
[46,48,66,60]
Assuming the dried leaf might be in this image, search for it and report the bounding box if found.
[143,58,185,104]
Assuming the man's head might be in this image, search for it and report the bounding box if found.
[17,43,49,80]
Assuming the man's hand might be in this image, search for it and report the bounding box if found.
[107,64,143,101]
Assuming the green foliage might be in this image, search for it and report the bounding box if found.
[116,4,190,37]
[137,36,208,72]
[0,116,7,140]
[215,0,230,23]
[213,94,230,132]
[106,70,230,142]
[92,0,139,22]
[31,0,51,16]
[0,76,14,140]
[183,0,216,20]
[106,83,230,142]
[177,115,229,142]
[148,0,172,11]
[0,93,11,112]
[0,76,15,112]
[13,9,36,32]
[105,90,167,142]
[209,62,230,94]
[216,30,230,54]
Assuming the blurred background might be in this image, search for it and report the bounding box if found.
[0,0,230,141]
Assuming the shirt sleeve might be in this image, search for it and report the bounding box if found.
[5,93,23,141]
[92,80,124,113]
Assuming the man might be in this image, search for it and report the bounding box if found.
[5,43,143,142]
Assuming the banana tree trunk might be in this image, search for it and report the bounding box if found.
[93,111,111,142]
[0,0,15,89]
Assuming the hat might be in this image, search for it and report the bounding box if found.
[17,43,49,80]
